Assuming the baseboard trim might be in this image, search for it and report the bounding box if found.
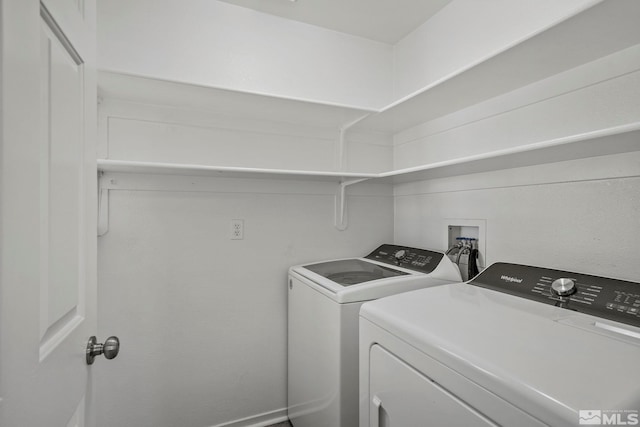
[212,407,289,427]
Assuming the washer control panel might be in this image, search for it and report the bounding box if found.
[365,244,444,274]
[470,263,640,328]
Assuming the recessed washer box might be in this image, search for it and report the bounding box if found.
[444,218,486,277]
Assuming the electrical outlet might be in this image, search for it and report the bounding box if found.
[231,219,244,240]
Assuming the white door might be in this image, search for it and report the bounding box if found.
[0,0,100,426]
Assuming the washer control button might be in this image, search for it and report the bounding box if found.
[551,278,576,296]
[394,250,407,260]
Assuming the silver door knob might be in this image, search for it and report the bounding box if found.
[86,336,120,365]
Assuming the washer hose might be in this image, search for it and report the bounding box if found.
[455,246,468,265]
[445,242,462,256]
[468,248,479,279]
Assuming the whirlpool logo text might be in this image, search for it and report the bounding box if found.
[500,275,523,284]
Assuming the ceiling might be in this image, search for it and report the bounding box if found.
[217,0,452,44]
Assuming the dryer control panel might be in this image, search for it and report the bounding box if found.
[470,263,640,328]
[365,244,444,274]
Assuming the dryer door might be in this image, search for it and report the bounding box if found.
[368,345,496,427]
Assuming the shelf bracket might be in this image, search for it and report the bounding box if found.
[336,113,371,171]
[334,113,372,230]
[337,127,346,171]
[97,172,118,236]
[334,178,369,231]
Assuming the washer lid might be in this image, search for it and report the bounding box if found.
[303,259,408,286]
[290,258,454,304]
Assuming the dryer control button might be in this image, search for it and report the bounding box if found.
[551,278,576,296]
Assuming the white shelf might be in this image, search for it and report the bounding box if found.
[351,0,640,133]
[98,3,640,137]
[377,123,640,184]
[97,123,640,235]
[96,160,379,234]
[98,71,375,130]
[97,159,379,183]
[98,122,640,184]
[97,2,640,188]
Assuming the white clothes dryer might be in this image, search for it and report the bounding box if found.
[359,262,640,427]
[287,244,461,427]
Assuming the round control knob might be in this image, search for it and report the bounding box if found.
[394,250,406,260]
[551,278,576,296]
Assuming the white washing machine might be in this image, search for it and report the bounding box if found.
[287,244,461,427]
[359,262,640,427]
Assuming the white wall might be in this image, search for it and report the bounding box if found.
[392,0,600,100]
[394,152,640,281]
[96,174,393,427]
[95,2,640,427]
[97,0,617,111]
[97,0,393,110]
[392,28,640,282]
[95,89,393,427]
